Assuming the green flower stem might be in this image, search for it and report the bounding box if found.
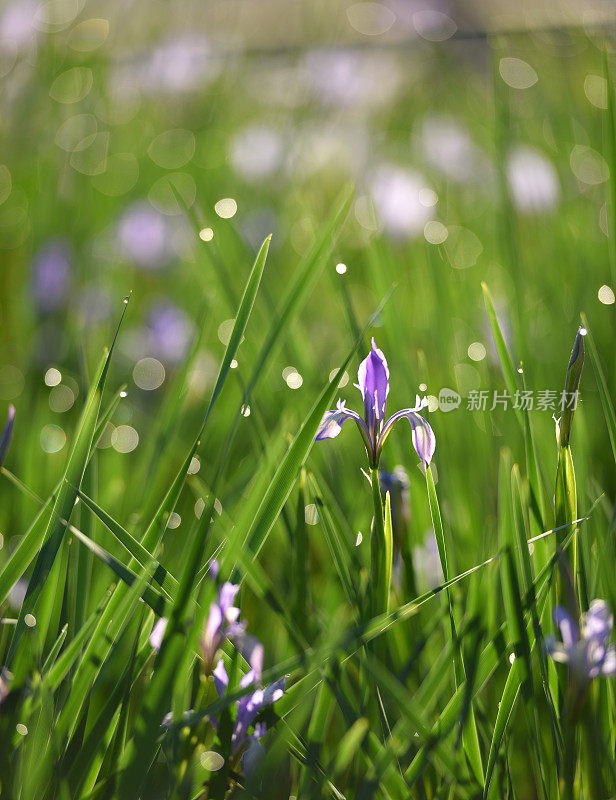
[370,468,391,620]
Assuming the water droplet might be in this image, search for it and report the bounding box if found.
[304,504,319,525]
[44,367,62,387]
[335,262,347,274]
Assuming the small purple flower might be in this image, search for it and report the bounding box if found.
[0,405,15,467]
[213,658,286,757]
[31,239,72,312]
[316,338,435,467]
[546,599,616,683]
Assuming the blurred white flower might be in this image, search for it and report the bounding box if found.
[0,0,37,50]
[230,125,285,181]
[289,122,369,179]
[113,34,222,96]
[506,145,560,214]
[420,114,487,182]
[413,531,443,590]
[303,48,401,109]
[370,164,434,238]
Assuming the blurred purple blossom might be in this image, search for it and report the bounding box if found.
[420,114,489,183]
[0,0,37,51]
[31,239,72,312]
[114,34,222,96]
[303,49,401,110]
[546,599,616,683]
[413,531,443,590]
[146,301,194,365]
[117,202,177,269]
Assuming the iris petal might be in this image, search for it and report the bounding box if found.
[315,400,370,444]
[553,606,579,648]
[356,338,389,438]
[377,402,436,465]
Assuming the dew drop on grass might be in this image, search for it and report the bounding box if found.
[167,512,181,529]
[200,751,224,771]
[188,456,200,474]
[16,724,27,736]
[328,368,349,387]
[24,614,36,627]
[111,425,139,453]
[598,285,615,305]
[467,342,486,362]
[214,198,237,219]
[40,424,66,453]
[133,357,165,390]
[44,367,62,387]
[304,504,319,525]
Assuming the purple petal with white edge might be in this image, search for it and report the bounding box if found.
[377,403,436,465]
[213,659,228,697]
[600,646,616,676]
[201,604,224,665]
[218,581,240,614]
[553,606,579,648]
[315,399,370,444]
[583,599,613,644]
[0,405,15,467]
[260,676,286,706]
[545,637,569,664]
[356,338,389,435]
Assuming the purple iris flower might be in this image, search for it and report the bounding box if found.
[546,599,616,683]
[316,338,435,467]
[213,658,286,757]
[0,405,15,466]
